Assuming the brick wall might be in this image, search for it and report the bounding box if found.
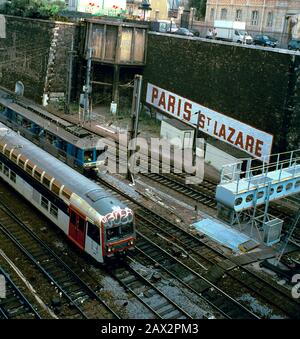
[143,33,300,153]
[0,15,83,104]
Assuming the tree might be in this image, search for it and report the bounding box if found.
[0,0,66,20]
[190,0,207,20]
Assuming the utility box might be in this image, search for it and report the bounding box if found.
[160,118,194,150]
[263,218,283,246]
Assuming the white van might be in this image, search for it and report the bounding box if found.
[214,20,253,44]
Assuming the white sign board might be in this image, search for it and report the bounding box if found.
[146,83,273,161]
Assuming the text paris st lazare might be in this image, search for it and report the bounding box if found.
[146,83,274,161]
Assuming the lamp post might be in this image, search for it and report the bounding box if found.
[138,0,152,21]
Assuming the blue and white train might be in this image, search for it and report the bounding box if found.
[0,122,135,262]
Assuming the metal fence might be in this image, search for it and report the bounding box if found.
[189,22,291,49]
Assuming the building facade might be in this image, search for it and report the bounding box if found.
[205,0,300,37]
[127,0,183,20]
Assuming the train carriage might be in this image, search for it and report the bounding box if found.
[0,89,107,173]
[0,122,135,263]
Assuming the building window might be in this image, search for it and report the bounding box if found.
[210,8,215,21]
[266,12,273,27]
[251,11,259,26]
[236,9,242,21]
[220,8,227,20]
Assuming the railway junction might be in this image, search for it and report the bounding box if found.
[0,14,299,322]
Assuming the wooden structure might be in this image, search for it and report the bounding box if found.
[84,19,148,106]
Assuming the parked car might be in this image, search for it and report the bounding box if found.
[173,28,194,36]
[288,39,300,51]
[253,35,278,47]
[189,28,200,37]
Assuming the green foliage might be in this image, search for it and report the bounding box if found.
[190,0,207,19]
[0,0,66,20]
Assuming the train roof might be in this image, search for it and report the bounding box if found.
[0,90,102,150]
[0,122,127,217]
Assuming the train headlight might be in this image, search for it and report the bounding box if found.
[107,247,112,253]
[129,240,134,246]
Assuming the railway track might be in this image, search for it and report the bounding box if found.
[135,214,300,318]
[144,173,217,208]
[0,267,41,319]
[106,260,193,319]
[96,175,300,319]
[132,232,259,319]
[0,200,119,319]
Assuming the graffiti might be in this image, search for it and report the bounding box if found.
[102,207,134,228]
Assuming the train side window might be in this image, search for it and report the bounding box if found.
[11,151,18,163]
[34,168,43,181]
[26,161,34,175]
[62,187,72,200]
[42,174,52,188]
[51,180,61,195]
[78,217,85,232]
[10,171,16,183]
[50,204,58,218]
[87,222,100,243]
[4,148,11,157]
[3,165,9,177]
[18,156,26,169]
[41,196,49,210]
[0,162,2,172]
[16,115,23,125]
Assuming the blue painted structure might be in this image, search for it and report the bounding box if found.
[0,90,106,172]
[216,151,300,212]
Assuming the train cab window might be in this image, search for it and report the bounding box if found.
[78,217,85,232]
[106,227,120,241]
[121,222,134,236]
[50,204,58,219]
[3,165,9,177]
[84,150,93,162]
[10,171,16,183]
[87,222,100,243]
[41,196,49,210]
